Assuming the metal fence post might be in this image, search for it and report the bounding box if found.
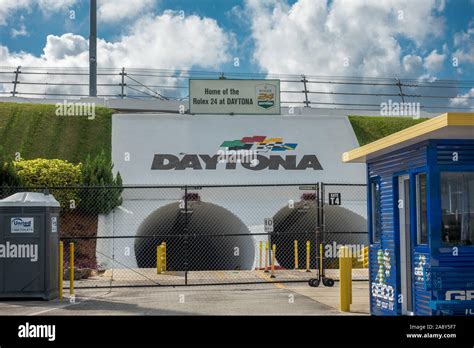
[301,75,310,107]
[315,183,321,275]
[184,185,189,285]
[11,66,21,97]
[396,77,405,103]
[119,67,126,98]
[321,182,326,278]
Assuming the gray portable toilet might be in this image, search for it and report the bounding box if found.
[0,192,60,300]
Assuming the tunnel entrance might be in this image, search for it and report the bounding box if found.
[270,201,367,269]
[134,201,254,271]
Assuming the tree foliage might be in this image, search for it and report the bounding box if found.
[78,151,123,215]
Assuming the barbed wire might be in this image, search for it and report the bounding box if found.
[0,66,472,111]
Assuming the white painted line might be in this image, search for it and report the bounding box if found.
[28,292,110,316]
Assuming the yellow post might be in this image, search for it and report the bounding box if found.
[339,245,352,312]
[270,244,276,278]
[259,241,263,270]
[363,246,369,268]
[157,245,162,274]
[69,242,74,298]
[319,243,323,275]
[264,241,269,272]
[58,241,63,301]
[162,242,167,272]
[349,247,352,305]
[294,240,298,269]
[305,240,310,272]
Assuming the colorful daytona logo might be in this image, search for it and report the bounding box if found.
[220,135,297,152]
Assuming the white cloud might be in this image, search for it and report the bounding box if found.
[11,24,29,38]
[0,0,31,26]
[423,49,446,72]
[246,0,446,78]
[449,88,474,107]
[2,11,231,68]
[98,0,157,23]
[453,22,474,65]
[43,33,88,59]
[0,0,76,26]
[402,55,423,75]
[0,11,233,96]
[243,0,448,108]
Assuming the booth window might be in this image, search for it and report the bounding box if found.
[416,173,428,244]
[441,172,474,245]
[370,180,381,243]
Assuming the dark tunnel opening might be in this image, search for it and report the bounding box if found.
[134,201,254,271]
[270,201,367,269]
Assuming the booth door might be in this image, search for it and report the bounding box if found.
[398,175,414,315]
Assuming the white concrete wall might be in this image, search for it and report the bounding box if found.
[97,112,369,269]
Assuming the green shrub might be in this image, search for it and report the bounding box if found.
[14,158,82,208]
[0,146,22,198]
[78,151,123,215]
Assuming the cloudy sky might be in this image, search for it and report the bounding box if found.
[0,0,473,106]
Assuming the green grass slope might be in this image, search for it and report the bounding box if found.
[0,102,112,163]
[0,102,430,164]
[348,115,429,146]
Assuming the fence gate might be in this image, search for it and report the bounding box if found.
[0,183,368,290]
[52,184,330,290]
[320,183,369,281]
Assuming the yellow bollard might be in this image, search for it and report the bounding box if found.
[294,240,298,269]
[319,243,323,276]
[339,245,352,312]
[348,246,353,304]
[264,241,269,273]
[270,244,276,278]
[157,245,162,274]
[305,241,310,272]
[259,241,263,270]
[363,246,369,268]
[162,242,167,272]
[59,241,63,301]
[69,242,74,298]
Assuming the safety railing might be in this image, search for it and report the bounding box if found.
[1,66,473,112]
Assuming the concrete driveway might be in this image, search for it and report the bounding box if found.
[0,281,369,316]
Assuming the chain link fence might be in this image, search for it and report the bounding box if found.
[321,183,368,280]
[0,183,368,289]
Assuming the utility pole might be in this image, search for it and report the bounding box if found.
[89,0,97,97]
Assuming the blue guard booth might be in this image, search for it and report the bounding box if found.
[343,112,474,316]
